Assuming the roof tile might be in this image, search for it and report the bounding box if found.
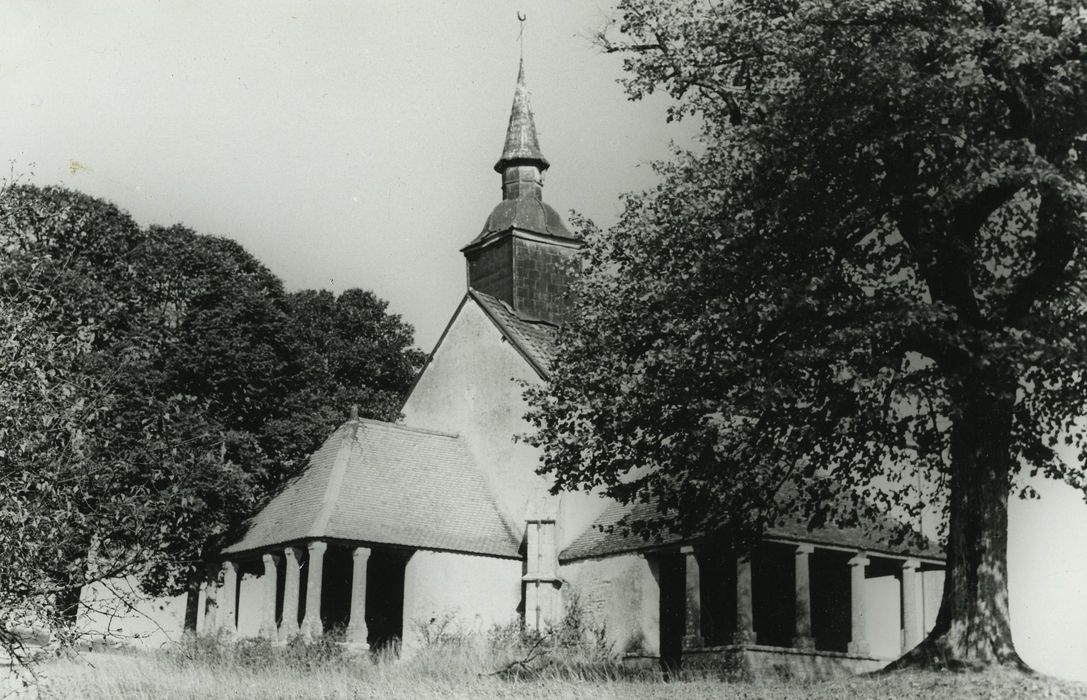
[560,497,943,562]
[223,419,521,558]
[469,289,557,377]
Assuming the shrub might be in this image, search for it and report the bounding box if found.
[484,592,628,681]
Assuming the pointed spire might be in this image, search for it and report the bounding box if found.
[494,60,550,174]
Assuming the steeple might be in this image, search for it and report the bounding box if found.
[495,60,550,200]
[462,55,581,326]
[468,60,573,242]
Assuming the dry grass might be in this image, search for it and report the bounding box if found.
[11,645,1085,700]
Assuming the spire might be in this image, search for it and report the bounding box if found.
[494,60,550,175]
[462,48,581,327]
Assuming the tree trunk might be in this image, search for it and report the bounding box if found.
[183,570,202,634]
[55,584,82,628]
[887,383,1029,672]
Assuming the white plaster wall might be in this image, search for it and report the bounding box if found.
[401,550,521,650]
[402,300,608,545]
[235,570,266,638]
[558,490,611,553]
[560,554,659,657]
[865,574,901,659]
[79,577,191,648]
[921,569,944,633]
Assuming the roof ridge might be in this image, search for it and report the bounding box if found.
[468,288,560,329]
[466,289,552,380]
[307,422,358,538]
[349,417,460,439]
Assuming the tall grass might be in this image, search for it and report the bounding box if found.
[35,648,1087,700]
[21,605,1087,700]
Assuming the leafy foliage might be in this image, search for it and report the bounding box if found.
[260,288,426,483]
[527,0,1087,666]
[0,183,424,650]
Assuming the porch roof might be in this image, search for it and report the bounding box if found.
[560,498,943,562]
[223,419,522,558]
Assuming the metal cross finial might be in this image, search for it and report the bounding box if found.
[517,12,527,59]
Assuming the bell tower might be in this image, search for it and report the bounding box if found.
[461,60,581,325]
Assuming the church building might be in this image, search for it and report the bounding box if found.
[212,60,946,678]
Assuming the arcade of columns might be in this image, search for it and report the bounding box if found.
[677,543,931,656]
[204,537,932,657]
[205,541,373,645]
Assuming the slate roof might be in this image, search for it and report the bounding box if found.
[494,59,549,173]
[469,289,558,378]
[561,496,943,562]
[223,419,521,558]
[472,199,576,243]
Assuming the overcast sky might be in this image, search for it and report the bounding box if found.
[3,0,1085,682]
[0,0,686,349]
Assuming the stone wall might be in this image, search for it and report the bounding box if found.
[676,644,886,680]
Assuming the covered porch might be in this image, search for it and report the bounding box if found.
[205,540,412,649]
[650,539,944,676]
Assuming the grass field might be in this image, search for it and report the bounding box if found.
[11,641,1087,700]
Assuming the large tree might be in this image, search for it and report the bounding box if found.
[260,287,426,481]
[0,184,424,641]
[527,0,1087,671]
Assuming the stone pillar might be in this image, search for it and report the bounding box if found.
[259,553,281,641]
[345,547,371,646]
[901,558,923,652]
[681,546,703,649]
[279,547,303,640]
[219,560,239,638]
[734,554,756,644]
[201,573,219,636]
[793,543,815,650]
[301,541,327,640]
[847,553,870,655]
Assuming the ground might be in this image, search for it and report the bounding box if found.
[12,650,1087,700]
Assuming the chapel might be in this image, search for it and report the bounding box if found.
[213,59,946,677]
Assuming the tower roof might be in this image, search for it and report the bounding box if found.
[494,60,550,173]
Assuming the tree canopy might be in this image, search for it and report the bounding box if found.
[527,0,1087,669]
[0,183,424,647]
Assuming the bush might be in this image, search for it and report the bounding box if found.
[483,592,631,681]
[164,631,353,674]
[156,595,637,684]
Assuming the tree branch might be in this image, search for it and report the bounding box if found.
[1004,188,1078,321]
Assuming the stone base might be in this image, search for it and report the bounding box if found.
[847,641,871,656]
[682,635,704,650]
[625,643,888,681]
[792,636,815,651]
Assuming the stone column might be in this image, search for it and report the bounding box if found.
[259,552,281,641]
[345,547,371,646]
[279,547,303,640]
[681,546,703,649]
[847,553,870,655]
[793,543,815,650]
[901,558,923,652]
[201,573,219,636]
[219,560,239,638]
[734,554,756,644]
[301,541,327,640]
